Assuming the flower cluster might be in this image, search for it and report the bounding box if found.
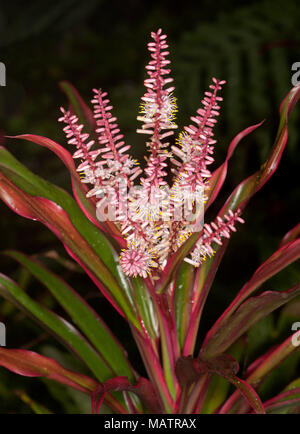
[171,77,225,192]
[59,29,244,279]
[59,90,141,219]
[184,210,245,267]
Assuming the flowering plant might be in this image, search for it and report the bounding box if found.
[0,29,299,414]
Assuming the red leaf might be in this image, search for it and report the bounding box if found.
[203,239,300,349]
[0,171,139,328]
[219,332,300,413]
[0,348,97,394]
[202,283,300,358]
[91,376,161,414]
[0,348,127,414]
[262,388,300,413]
[205,121,264,210]
[9,134,124,245]
[224,375,265,414]
[175,355,265,414]
[279,222,300,248]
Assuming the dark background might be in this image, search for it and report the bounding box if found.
[0,0,299,413]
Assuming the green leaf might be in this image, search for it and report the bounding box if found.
[11,134,124,245]
[202,283,300,359]
[263,385,300,413]
[176,355,265,414]
[129,277,159,340]
[0,273,114,382]
[173,262,195,350]
[0,347,98,394]
[5,250,135,381]
[0,147,140,330]
[203,239,300,350]
[219,332,300,413]
[200,374,230,414]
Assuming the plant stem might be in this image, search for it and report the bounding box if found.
[147,279,180,402]
[131,326,175,413]
[183,374,210,414]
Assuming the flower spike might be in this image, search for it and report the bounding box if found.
[91,89,141,187]
[171,78,226,191]
[184,209,245,267]
[137,29,178,191]
[58,108,100,185]
[137,29,177,139]
[59,30,244,279]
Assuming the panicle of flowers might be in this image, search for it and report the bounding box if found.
[122,28,179,273]
[166,78,226,254]
[184,210,245,267]
[89,89,141,197]
[59,90,142,219]
[91,90,163,275]
[58,107,113,216]
[171,77,225,193]
[58,108,98,181]
[137,28,178,191]
[59,29,245,279]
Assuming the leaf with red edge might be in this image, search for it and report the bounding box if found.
[9,134,124,244]
[224,376,265,414]
[201,283,300,359]
[202,239,300,350]
[11,135,98,224]
[0,348,126,414]
[5,250,135,381]
[0,348,98,394]
[156,85,300,294]
[263,387,300,413]
[219,332,300,414]
[245,332,300,387]
[129,276,159,341]
[205,121,264,210]
[0,177,137,328]
[183,246,225,356]
[175,355,265,414]
[0,272,115,382]
[173,262,195,350]
[279,222,300,248]
[0,148,139,329]
[91,376,161,414]
[218,85,300,216]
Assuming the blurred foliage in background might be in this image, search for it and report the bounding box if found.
[0,0,299,413]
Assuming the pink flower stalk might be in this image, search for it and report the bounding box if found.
[121,28,179,270]
[166,78,225,253]
[137,28,178,191]
[59,91,141,217]
[59,28,245,278]
[58,108,98,182]
[171,78,225,192]
[185,210,245,267]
